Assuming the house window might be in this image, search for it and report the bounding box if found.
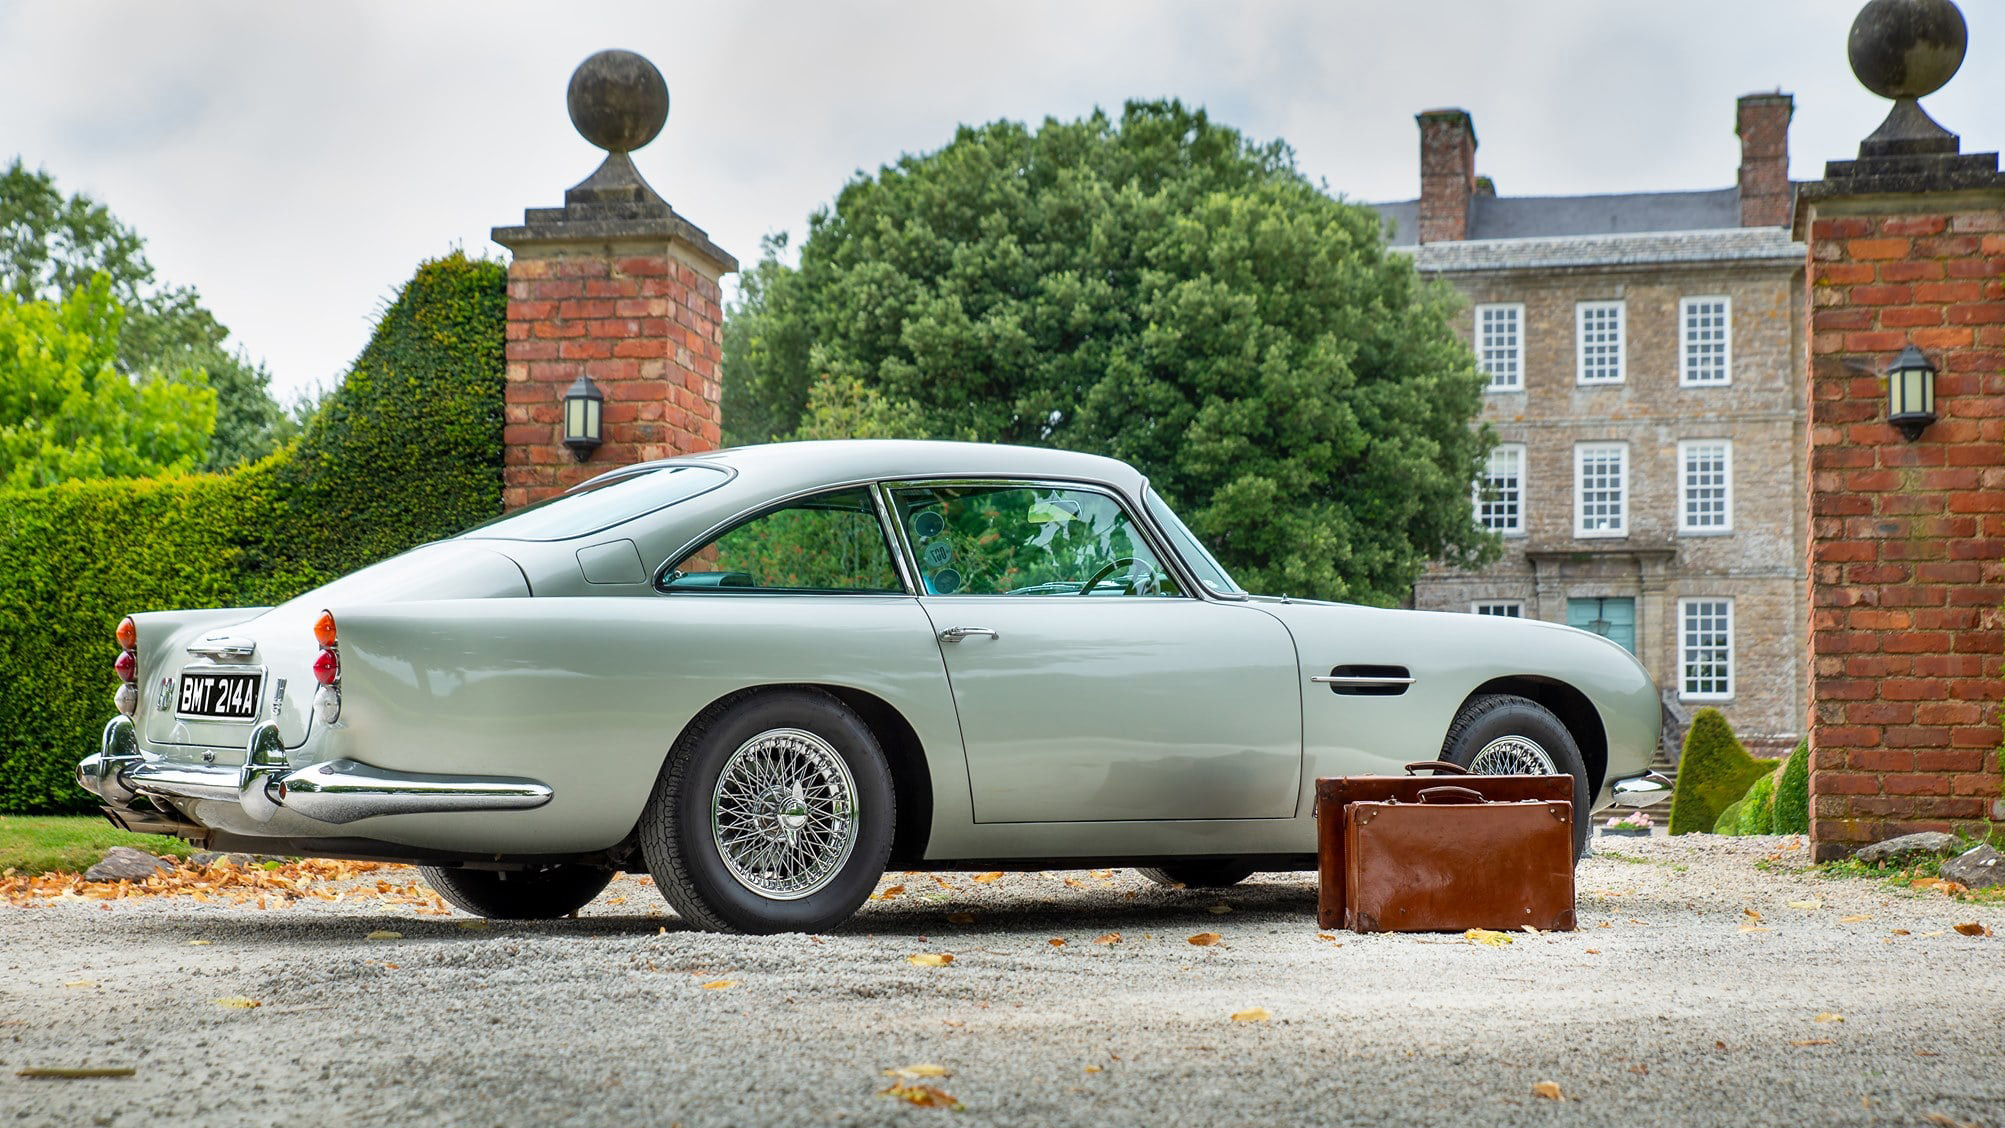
[1679,598,1734,699]
[1476,443,1525,535]
[1680,296,1732,386]
[1576,301,1625,385]
[1476,304,1524,392]
[1473,601,1524,617]
[1574,443,1628,537]
[1678,440,1732,533]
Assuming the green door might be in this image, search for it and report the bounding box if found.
[1567,597,1636,653]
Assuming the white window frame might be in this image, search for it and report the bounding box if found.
[1575,300,1626,385]
[1476,443,1526,536]
[1475,303,1524,393]
[1677,439,1733,534]
[1573,442,1629,538]
[1472,600,1524,617]
[1679,295,1733,387]
[1678,597,1735,701]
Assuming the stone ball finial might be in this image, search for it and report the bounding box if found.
[1848,0,1967,100]
[566,49,669,154]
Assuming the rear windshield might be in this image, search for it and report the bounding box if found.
[460,465,731,541]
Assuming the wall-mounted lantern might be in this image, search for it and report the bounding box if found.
[563,374,605,460]
[1886,344,1937,441]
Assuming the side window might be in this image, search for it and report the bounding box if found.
[889,484,1183,598]
[663,488,903,593]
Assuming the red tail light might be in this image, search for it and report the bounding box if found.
[312,647,339,686]
[115,616,138,650]
[113,649,137,683]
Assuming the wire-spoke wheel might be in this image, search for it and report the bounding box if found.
[711,728,860,900]
[640,689,895,934]
[1440,693,1590,859]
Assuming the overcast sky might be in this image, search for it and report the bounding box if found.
[3,1,1999,403]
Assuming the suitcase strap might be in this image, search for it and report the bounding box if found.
[1416,785,1487,804]
[1403,760,1468,776]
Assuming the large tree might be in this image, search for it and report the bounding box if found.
[0,158,294,469]
[723,101,1494,604]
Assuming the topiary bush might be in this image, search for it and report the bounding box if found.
[0,253,505,813]
[1732,772,1779,835]
[1714,798,1747,834]
[1668,708,1780,835]
[1773,739,1810,835]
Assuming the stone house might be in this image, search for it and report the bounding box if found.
[1375,95,1807,753]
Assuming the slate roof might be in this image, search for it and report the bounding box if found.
[1373,188,1742,246]
[1398,227,1806,273]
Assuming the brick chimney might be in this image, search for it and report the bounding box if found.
[1737,92,1794,227]
[1416,109,1478,243]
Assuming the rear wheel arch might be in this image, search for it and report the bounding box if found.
[1455,676,1608,800]
[657,683,934,866]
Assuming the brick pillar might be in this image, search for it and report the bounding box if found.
[1416,109,1477,244]
[1795,20,2005,858]
[1737,92,1794,228]
[490,51,736,510]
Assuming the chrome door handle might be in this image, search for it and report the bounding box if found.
[1310,675,1415,687]
[938,626,1000,643]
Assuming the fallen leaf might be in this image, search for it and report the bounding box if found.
[1520,925,1543,935]
[1715,1041,1727,1050]
[62,980,96,988]
[1925,1114,1979,1128]
[1790,1039,1834,1047]
[908,953,954,967]
[878,1082,964,1110]
[1207,904,1233,915]
[1230,1007,1270,1023]
[365,930,401,940]
[456,920,488,931]
[1532,1081,1563,1101]
[1953,922,1990,937]
[1187,932,1223,947]
[1464,928,1513,947]
[15,1067,137,1079]
[1892,929,1911,936]
[1787,899,1823,910]
[1743,908,1763,922]
[1584,948,1600,954]
[1920,930,1947,937]
[871,885,906,901]
[1093,933,1121,945]
[1738,925,1770,933]
[1813,1012,1844,1023]
[215,997,261,1009]
[971,872,1003,884]
[1084,1064,1104,1074]
[186,939,212,946]
[700,980,738,990]
[883,1064,951,1080]
[1839,914,1871,923]
[1315,933,1338,942]
[1062,878,1085,888]
[1047,938,1067,947]
[1090,869,1113,879]
[945,912,977,925]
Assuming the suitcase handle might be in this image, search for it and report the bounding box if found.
[1403,760,1469,776]
[1417,785,1487,805]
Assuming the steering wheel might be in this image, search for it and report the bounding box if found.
[1078,556,1143,596]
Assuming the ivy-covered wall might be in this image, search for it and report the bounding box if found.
[0,253,505,813]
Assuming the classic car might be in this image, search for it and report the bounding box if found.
[80,440,1666,933]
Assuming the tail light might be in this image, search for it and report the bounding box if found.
[113,616,138,716]
[312,610,341,724]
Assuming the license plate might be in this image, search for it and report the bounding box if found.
[176,671,263,720]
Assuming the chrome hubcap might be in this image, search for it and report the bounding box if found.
[711,728,858,900]
[1469,735,1557,775]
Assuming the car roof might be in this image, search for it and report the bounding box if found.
[618,440,1149,497]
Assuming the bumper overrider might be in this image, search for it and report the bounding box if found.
[79,716,553,826]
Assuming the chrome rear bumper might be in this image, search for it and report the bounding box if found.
[80,716,552,826]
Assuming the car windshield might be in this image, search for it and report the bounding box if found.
[460,465,730,541]
[1143,485,1242,595]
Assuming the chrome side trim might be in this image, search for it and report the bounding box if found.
[275,761,553,824]
[1310,675,1417,687]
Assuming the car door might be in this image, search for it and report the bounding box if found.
[884,480,1301,823]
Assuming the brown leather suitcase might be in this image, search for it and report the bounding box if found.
[1342,785,1576,933]
[1315,762,1574,931]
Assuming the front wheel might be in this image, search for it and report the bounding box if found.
[419,863,613,920]
[639,689,895,934]
[1439,694,1591,859]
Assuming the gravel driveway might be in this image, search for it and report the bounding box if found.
[4,835,2002,1128]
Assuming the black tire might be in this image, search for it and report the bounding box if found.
[418,863,613,920]
[1136,860,1260,889]
[1438,693,1592,859]
[639,689,895,934]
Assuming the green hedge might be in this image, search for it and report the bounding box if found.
[1668,708,1780,835]
[1773,740,1810,835]
[0,253,505,813]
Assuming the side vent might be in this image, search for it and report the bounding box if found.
[1313,665,1415,697]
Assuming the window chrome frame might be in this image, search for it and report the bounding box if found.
[650,476,916,597]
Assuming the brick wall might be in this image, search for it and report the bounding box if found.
[1803,206,2005,856]
[502,251,724,509]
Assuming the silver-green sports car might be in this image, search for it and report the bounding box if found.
[80,440,1665,933]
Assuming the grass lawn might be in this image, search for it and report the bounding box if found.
[0,815,192,876]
